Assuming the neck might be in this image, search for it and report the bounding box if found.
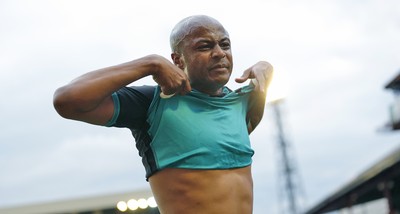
[192,85,224,96]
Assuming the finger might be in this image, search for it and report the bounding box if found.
[235,68,252,83]
[160,91,176,99]
[183,77,192,93]
[160,86,175,96]
[177,78,192,95]
[160,84,178,98]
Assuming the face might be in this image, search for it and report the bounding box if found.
[173,23,233,95]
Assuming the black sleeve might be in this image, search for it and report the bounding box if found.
[111,85,156,129]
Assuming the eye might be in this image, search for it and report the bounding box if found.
[197,44,211,51]
[220,42,231,50]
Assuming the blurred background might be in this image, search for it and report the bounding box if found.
[1,0,399,213]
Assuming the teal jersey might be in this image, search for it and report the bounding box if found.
[147,85,255,171]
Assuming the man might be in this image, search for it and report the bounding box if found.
[54,15,273,214]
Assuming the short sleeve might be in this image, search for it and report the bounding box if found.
[106,85,156,129]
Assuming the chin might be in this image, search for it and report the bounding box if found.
[215,77,230,87]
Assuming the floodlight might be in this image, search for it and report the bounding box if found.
[116,201,128,212]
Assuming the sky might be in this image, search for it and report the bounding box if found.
[1,0,400,213]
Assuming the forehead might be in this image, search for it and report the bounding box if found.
[184,24,230,44]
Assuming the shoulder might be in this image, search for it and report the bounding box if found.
[107,85,157,128]
[117,85,156,101]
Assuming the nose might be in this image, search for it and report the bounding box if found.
[211,45,226,59]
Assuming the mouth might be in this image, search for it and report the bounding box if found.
[210,63,230,72]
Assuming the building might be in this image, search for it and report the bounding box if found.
[305,71,400,214]
[0,189,159,214]
[385,72,400,131]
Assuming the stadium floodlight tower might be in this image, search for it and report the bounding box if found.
[266,72,305,214]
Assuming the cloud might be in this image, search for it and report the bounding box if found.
[0,128,147,205]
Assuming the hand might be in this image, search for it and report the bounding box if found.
[152,56,191,96]
[235,61,274,93]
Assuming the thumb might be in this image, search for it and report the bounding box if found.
[235,68,251,83]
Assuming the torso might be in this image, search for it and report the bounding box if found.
[112,85,257,213]
[149,166,253,214]
[146,86,254,177]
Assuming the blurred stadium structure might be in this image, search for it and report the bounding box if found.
[271,99,306,214]
[0,189,159,214]
[305,71,400,214]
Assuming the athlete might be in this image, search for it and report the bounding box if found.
[53,15,273,214]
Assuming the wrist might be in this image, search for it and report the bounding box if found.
[143,54,164,76]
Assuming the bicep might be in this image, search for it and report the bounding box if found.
[74,85,153,127]
[75,95,115,126]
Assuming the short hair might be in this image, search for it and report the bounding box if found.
[169,15,228,53]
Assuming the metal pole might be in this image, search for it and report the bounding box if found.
[272,100,298,214]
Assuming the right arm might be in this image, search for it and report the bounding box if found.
[235,61,274,133]
[53,54,191,125]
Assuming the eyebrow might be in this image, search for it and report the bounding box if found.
[193,37,231,44]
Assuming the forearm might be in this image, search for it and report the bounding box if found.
[243,61,273,133]
[53,54,161,118]
[247,91,267,134]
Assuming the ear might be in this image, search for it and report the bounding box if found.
[171,52,185,70]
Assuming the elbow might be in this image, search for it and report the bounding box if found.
[53,86,80,120]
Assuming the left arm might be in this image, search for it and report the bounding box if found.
[235,61,274,133]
